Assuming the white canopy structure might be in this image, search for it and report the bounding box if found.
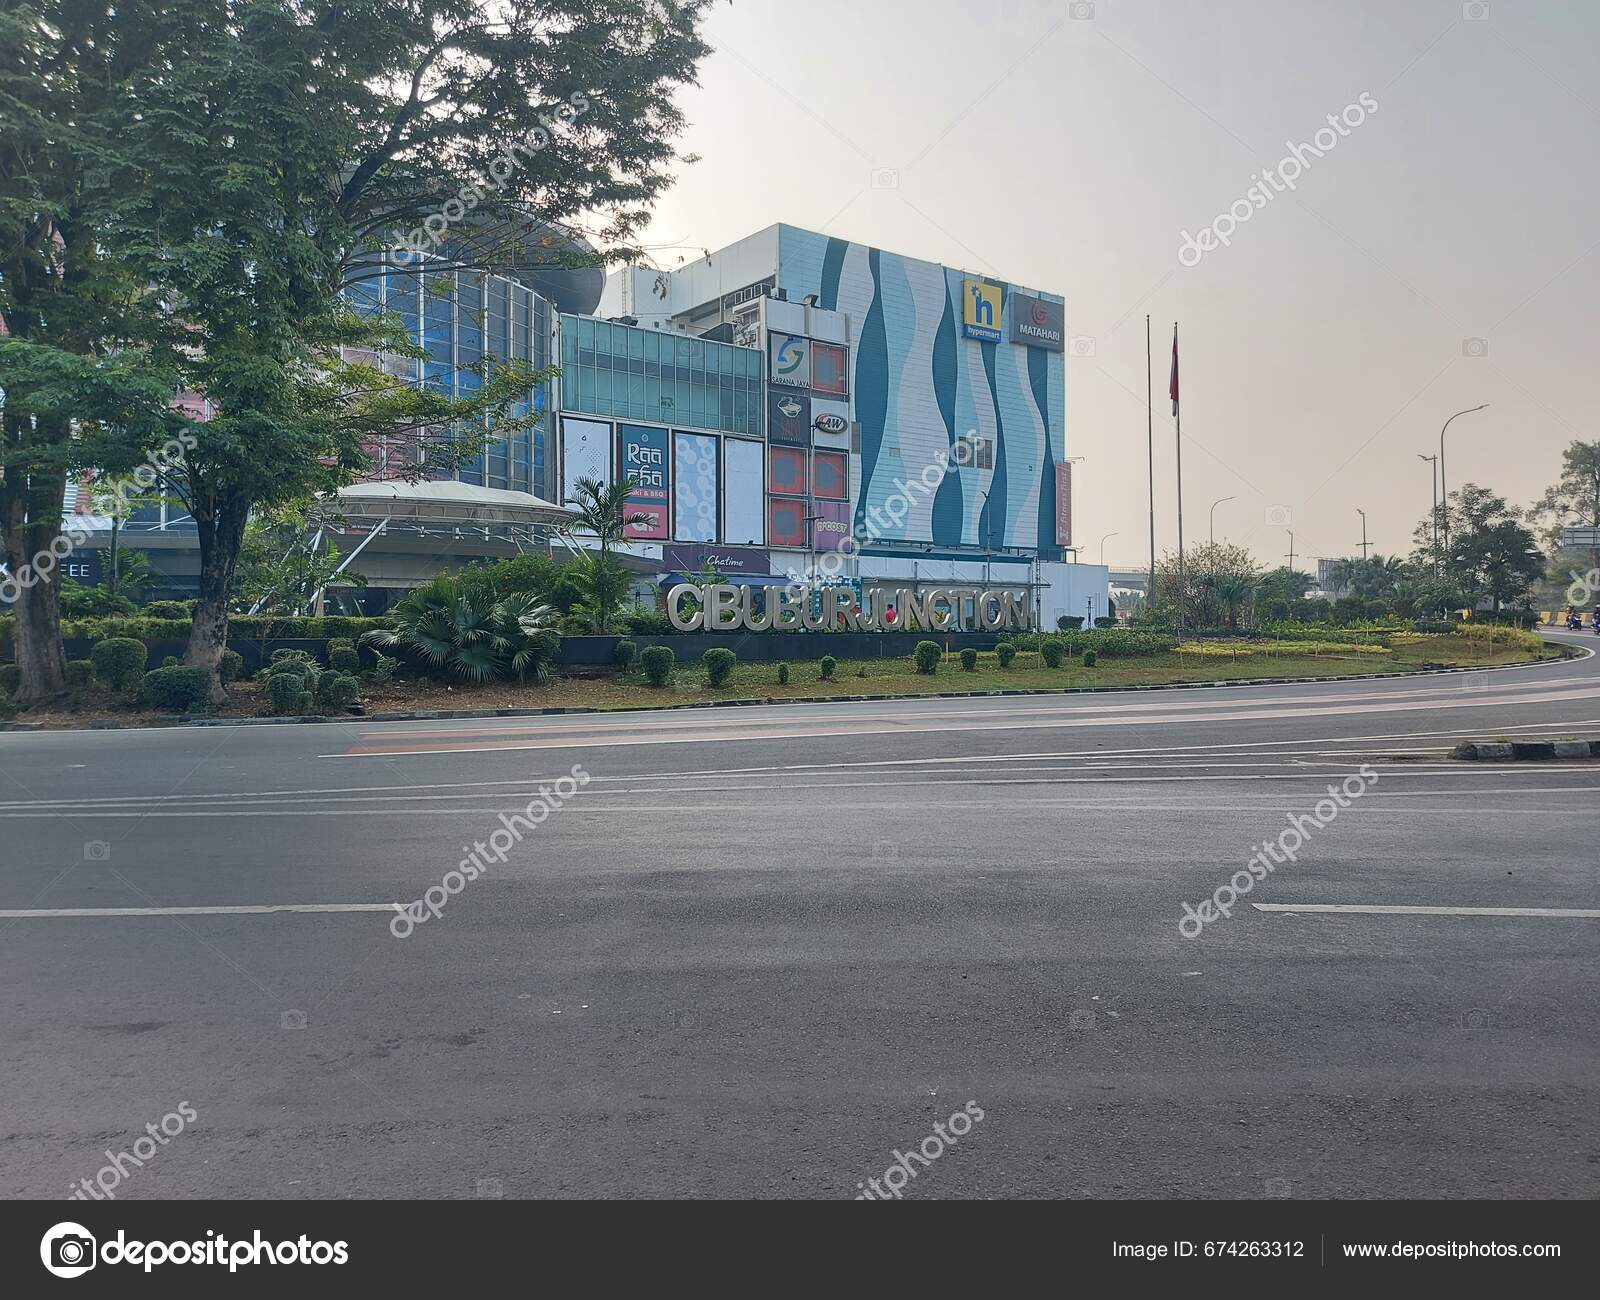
[328,480,577,531]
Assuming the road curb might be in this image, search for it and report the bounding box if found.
[1450,739,1600,761]
[0,649,1575,736]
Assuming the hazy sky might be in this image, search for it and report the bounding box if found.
[629,0,1598,571]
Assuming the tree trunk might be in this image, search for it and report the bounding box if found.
[186,493,250,703]
[1,425,69,708]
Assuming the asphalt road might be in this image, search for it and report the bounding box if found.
[2,633,1598,1199]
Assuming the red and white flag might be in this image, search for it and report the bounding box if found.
[1169,324,1179,416]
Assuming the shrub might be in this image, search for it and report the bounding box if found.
[960,647,978,671]
[623,607,673,635]
[370,653,398,685]
[141,666,212,713]
[1094,616,1116,629]
[327,638,361,675]
[316,672,362,713]
[1041,639,1065,668]
[0,692,15,719]
[362,576,559,682]
[160,655,182,669]
[914,641,941,674]
[819,654,837,680]
[91,637,149,691]
[996,641,1017,668]
[703,647,737,687]
[777,662,789,685]
[0,663,19,696]
[1083,650,1098,667]
[558,614,593,636]
[613,639,639,672]
[218,649,245,683]
[1057,615,1085,631]
[142,600,191,621]
[640,645,675,687]
[268,674,306,715]
[65,659,95,698]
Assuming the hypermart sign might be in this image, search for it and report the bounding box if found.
[667,583,1033,632]
[962,279,1003,343]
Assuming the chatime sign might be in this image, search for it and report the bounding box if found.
[666,583,1033,633]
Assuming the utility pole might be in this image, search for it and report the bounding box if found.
[1286,529,1296,572]
[1172,322,1184,587]
[1146,315,1156,599]
[1357,508,1370,561]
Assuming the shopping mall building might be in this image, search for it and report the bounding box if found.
[49,222,1108,627]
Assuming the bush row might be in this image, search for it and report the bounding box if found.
[1012,629,1179,658]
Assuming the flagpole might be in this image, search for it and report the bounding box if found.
[1173,321,1184,590]
[1146,315,1155,596]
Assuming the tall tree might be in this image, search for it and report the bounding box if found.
[1418,484,1543,615]
[103,0,711,693]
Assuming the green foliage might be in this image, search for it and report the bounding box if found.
[1041,639,1065,668]
[218,649,245,683]
[64,659,95,697]
[0,693,16,721]
[141,666,212,713]
[566,480,652,632]
[1017,629,1177,658]
[316,670,361,713]
[362,573,559,683]
[623,606,673,635]
[1057,615,1084,631]
[91,637,149,691]
[327,638,361,675]
[613,639,639,672]
[914,641,941,674]
[702,647,737,687]
[0,664,19,696]
[369,653,398,685]
[820,654,838,680]
[777,662,789,685]
[1093,616,1116,629]
[996,641,1017,668]
[1083,649,1098,667]
[142,600,192,621]
[959,647,978,671]
[640,644,675,687]
[60,579,136,619]
[268,673,307,716]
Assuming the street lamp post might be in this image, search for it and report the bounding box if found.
[1098,531,1119,565]
[1439,404,1489,557]
[1357,508,1370,561]
[1417,453,1440,572]
[1286,529,1296,572]
[1209,495,1236,548]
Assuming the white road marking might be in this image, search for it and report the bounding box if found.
[0,903,397,919]
[1252,903,1600,919]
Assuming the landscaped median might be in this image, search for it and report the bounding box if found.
[0,623,1568,731]
[1450,740,1600,761]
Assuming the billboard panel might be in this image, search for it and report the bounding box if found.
[618,423,670,541]
[767,496,807,548]
[962,279,1003,343]
[768,389,811,445]
[1055,461,1073,547]
[562,416,611,505]
[722,437,765,545]
[812,499,850,552]
[769,334,811,388]
[812,450,848,500]
[768,446,808,497]
[811,342,849,395]
[673,431,719,543]
[1009,293,1065,351]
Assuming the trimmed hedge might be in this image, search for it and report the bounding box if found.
[819,654,837,680]
[65,660,95,695]
[219,649,245,683]
[640,645,675,687]
[327,638,361,675]
[613,639,638,672]
[996,641,1017,668]
[57,613,393,642]
[0,663,19,696]
[91,637,149,691]
[777,662,789,685]
[1041,640,1064,668]
[959,647,978,671]
[913,641,941,674]
[702,647,737,687]
[268,674,305,715]
[141,666,212,713]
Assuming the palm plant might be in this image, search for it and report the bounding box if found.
[363,574,560,682]
[1212,573,1255,629]
[566,476,649,633]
